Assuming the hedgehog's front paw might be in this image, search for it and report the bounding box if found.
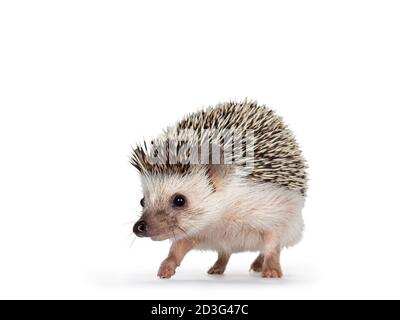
[158,259,177,279]
[208,265,226,275]
[261,268,283,279]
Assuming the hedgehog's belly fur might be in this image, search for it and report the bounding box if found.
[194,227,265,253]
[191,182,305,253]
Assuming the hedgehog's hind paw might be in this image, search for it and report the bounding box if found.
[249,253,264,272]
[261,267,283,278]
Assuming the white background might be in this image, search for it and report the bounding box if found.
[1,0,399,299]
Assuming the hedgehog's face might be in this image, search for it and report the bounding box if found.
[133,169,215,241]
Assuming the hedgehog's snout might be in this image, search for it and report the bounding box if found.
[133,220,148,237]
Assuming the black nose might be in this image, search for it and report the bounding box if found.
[133,220,148,236]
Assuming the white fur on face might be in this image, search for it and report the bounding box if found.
[140,168,215,235]
[140,166,305,253]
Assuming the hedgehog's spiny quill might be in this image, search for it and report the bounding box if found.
[130,100,307,195]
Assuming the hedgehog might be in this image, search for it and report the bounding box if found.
[130,100,307,279]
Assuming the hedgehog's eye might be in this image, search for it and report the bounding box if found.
[172,194,186,207]
[140,198,145,207]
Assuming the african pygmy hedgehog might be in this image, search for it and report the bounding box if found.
[130,100,307,279]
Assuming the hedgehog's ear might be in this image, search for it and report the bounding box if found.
[206,165,230,192]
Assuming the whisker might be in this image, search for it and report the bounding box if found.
[175,223,199,245]
[127,208,143,218]
[130,235,137,248]
[125,232,134,240]
[123,220,136,226]
[175,225,189,237]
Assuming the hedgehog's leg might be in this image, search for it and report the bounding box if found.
[207,252,231,275]
[261,231,283,278]
[250,253,264,272]
[158,238,194,279]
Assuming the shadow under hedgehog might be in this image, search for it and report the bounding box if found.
[130,100,307,279]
